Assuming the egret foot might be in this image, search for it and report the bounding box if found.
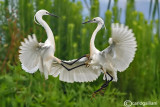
[85,61,90,67]
[91,84,107,100]
[93,81,109,94]
[85,54,90,59]
[91,92,98,101]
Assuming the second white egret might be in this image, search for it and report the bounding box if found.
[53,17,137,94]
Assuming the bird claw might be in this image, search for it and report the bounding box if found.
[90,73,113,100]
[92,92,96,98]
[85,62,90,67]
[85,54,90,59]
[90,86,106,101]
[99,88,105,96]
[86,64,90,67]
[91,92,97,101]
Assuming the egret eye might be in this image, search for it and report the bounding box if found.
[93,19,96,21]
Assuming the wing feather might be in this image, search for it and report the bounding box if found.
[19,34,41,73]
[50,57,101,83]
[102,23,137,72]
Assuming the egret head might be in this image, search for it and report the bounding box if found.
[34,9,58,25]
[82,17,104,25]
[35,9,58,17]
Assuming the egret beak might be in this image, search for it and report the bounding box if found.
[82,20,92,24]
[46,12,59,18]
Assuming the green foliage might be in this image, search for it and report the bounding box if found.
[0,0,160,106]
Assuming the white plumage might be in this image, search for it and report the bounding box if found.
[19,10,61,79]
[19,34,40,73]
[19,10,102,81]
[102,23,137,72]
[50,57,101,83]
[51,17,137,83]
[40,17,137,94]
[19,12,136,84]
[81,17,137,82]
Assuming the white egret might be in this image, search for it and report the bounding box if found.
[19,9,62,79]
[19,9,101,81]
[52,17,137,94]
[83,17,137,93]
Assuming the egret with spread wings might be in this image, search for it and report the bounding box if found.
[19,10,63,79]
[51,17,137,94]
[81,17,137,94]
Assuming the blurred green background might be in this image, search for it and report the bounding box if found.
[0,0,160,106]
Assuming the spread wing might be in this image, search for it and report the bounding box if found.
[101,23,137,72]
[50,57,101,83]
[19,34,49,73]
[19,34,41,73]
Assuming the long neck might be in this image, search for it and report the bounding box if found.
[37,16,55,47]
[90,23,103,56]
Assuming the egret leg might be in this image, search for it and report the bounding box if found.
[100,72,113,88]
[92,72,113,96]
[61,63,86,71]
[53,56,85,71]
[106,72,113,82]
[60,54,90,71]
[84,59,91,67]
[62,54,89,65]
